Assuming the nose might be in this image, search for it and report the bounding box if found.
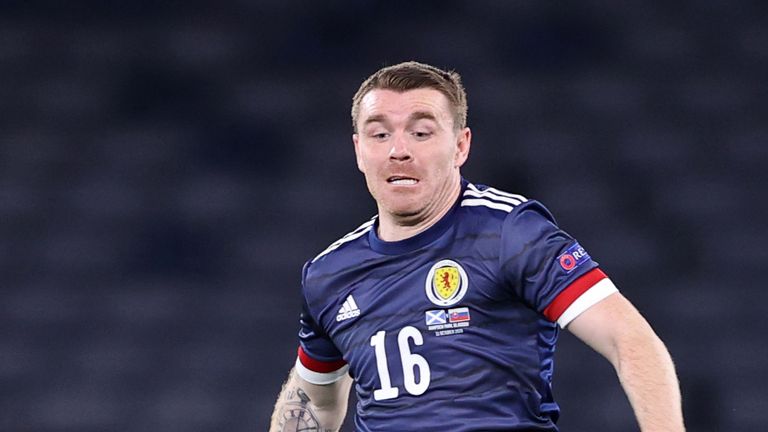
[388,133,412,162]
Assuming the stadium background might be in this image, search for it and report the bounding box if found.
[2,1,766,431]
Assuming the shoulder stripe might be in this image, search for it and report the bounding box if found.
[461,183,528,213]
[463,188,524,206]
[461,198,515,213]
[312,216,376,262]
[482,186,528,202]
[467,183,528,202]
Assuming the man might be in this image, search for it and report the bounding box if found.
[270,61,685,431]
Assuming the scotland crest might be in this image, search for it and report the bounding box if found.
[425,259,468,306]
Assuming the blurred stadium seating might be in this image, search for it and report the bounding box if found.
[1,2,765,431]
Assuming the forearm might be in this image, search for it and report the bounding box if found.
[269,367,351,432]
[568,293,685,431]
[614,324,685,432]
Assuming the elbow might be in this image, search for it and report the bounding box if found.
[612,323,672,378]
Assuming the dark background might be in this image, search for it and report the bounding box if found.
[2,1,767,431]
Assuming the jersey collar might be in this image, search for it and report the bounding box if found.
[368,179,467,255]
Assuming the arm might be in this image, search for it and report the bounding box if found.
[269,366,353,432]
[567,292,685,432]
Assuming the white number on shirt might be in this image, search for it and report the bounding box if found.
[369,326,431,400]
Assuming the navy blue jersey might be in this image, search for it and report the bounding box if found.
[295,180,618,431]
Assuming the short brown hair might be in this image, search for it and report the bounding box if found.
[351,61,468,132]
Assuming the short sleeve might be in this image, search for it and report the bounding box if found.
[500,201,618,327]
[295,264,349,384]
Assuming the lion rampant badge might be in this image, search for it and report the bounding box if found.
[425,260,468,306]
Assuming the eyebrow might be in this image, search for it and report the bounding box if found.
[408,111,438,123]
[363,114,388,127]
[362,111,440,127]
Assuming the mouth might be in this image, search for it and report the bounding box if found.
[387,175,419,186]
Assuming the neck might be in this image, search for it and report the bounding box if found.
[376,177,462,242]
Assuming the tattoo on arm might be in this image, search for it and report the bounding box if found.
[277,387,336,432]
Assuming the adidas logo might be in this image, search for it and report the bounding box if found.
[336,295,361,322]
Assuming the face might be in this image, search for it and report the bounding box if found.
[353,88,471,225]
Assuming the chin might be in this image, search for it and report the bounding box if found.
[382,202,423,219]
[391,208,422,219]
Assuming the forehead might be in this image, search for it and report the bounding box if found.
[358,88,453,125]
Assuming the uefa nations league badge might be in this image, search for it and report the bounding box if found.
[424,259,471,336]
[557,242,591,273]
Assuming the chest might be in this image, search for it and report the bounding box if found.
[328,248,505,334]
[324,247,520,379]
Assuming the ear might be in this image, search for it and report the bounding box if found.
[454,127,471,168]
[353,134,365,173]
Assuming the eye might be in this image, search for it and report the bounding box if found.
[412,131,432,140]
[371,132,390,140]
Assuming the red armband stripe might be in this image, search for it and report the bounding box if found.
[297,346,347,373]
[543,268,607,322]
